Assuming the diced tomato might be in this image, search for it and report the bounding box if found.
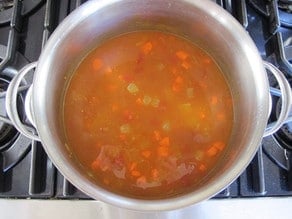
[142,42,153,54]
[157,146,169,157]
[159,137,170,147]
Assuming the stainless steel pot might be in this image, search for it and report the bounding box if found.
[5,0,292,211]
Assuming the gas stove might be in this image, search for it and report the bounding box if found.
[0,0,292,209]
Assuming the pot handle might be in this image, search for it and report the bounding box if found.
[263,61,292,137]
[5,62,41,141]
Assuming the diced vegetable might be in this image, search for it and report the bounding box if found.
[175,51,188,60]
[153,130,161,141]
[206,146,218,157]
[159,137,170,147]
[143,95,152,105]
[130,162,137,171]
[157,63,165,71]
[141,150,151,158]
[92,58,102,70]
[142,42,153,54]
[172,76,184,92]
[162,121,170,131]
[131,170,141,177]
[136,98,143,105]
[199,164,207,172]
[91,159,100,170]
[151,169,159,179]
[194,150,204,161]
[179,103,192,113]
[120,124,131,134]
[186,88,194,98]
[136,176,147,186]
[151,98,160,107]
[211,96,218,105]
[157,146,169,157]
[127,83,139,94]
[181,61,190,69]
[213,141,225,151]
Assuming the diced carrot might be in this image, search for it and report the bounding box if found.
[172,84,180,92]
[142,42,153,54]
[211,96,218,105]
[119,134,126,141]
[157,146,169,157]
[131,170,141,177]
[153,130,161,141]
[206,146,218,157]
[172,76,184,92]
[151,169,159,179]
[175,76,183,84]
[136,98,143,105]
[176,50,188,60]
[181,61,190,69]
[159,137,169,147]
[91,159,100,170]
[200,113,206,119]
[92,58,103,71]
[213,141,225,151]
[141,150,151,158]
[129,162,137,171]
[199,164,207,172]
[100,165,109,172]
[136,176,147,186]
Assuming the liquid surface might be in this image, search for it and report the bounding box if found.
[63,31,233,198]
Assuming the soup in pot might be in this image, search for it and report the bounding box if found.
[63,31,233,198]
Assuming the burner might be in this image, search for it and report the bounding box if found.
[278,0,292,12]
[0,0,43,25]
[0,76,20,151]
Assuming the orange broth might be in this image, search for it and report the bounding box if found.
[63,31,233,198]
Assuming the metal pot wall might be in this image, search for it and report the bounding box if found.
[5,0,292,211]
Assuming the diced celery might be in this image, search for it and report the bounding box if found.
[186,88,194,98]
[194,150,204,161]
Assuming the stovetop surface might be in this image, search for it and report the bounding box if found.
[0,0,292,200]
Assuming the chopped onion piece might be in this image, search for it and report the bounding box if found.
[127,83,139,94]
[151,98,160,107]
[162,121,170,131]
[120,124,131,133]
[143,95,152,105]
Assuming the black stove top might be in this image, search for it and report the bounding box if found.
[0,0,291,200]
